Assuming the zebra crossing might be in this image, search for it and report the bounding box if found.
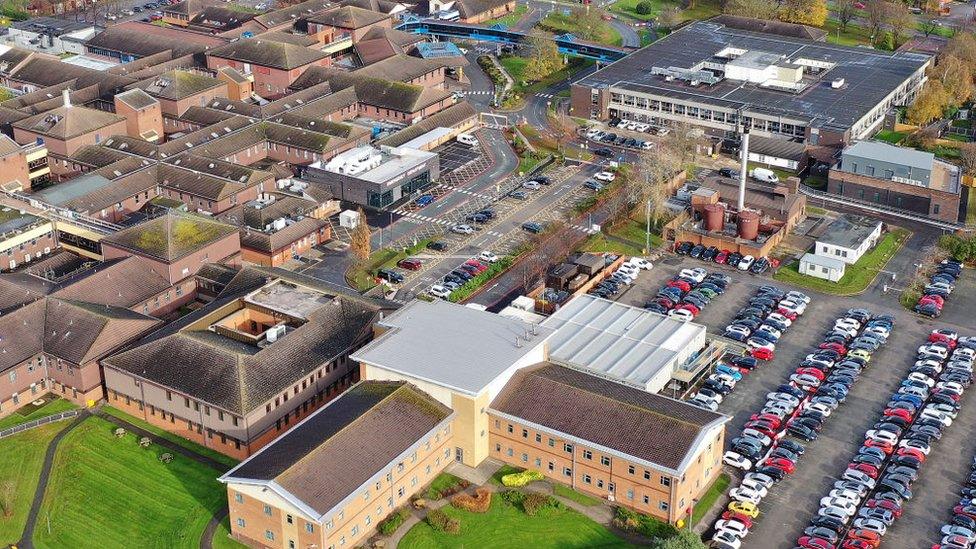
[396,211,507,237]
[458,90,493,96]
[536,93,556,99]
[568,223,599,235]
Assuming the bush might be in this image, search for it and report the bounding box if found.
[426,508,461,535]
[635,0,654,14]
[523,492,560,516]
[499,489,526,507]
[613,506,678,539]
[451,487,492,513]
[501,470,545,487]
[377,508,409,536]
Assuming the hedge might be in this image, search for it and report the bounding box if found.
[451,487,492,513]
[613,506,679,539]
[377,508,409,536]
[499,489,526,507]
[523,492,560,516]
[501,470,545,487]
[426,508,460,534]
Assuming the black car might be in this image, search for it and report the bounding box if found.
[776,439,806,455]
[788,424,818,441]
[851,453,884,467]
[730,356,758,370]
[645,303,668,314]
[750,257,771,274]
[594,147,614,157]
[451,269,473,281]
[702,246,719,261]
[376,269,404,284]
[675,241,694,255]
[477,208,497,219]
[466,213,488,223]
[727,252,744,267]
[689,245,706,259]
[533,176,551,185]
[810,516,845,531]
[892,454,923,468]
[719,167,740,179]
[953,515,976,530]
[703,379,732,396]
[755,466,786,482]
[770,447,800,462]
[427,241,448,251]
[521,222,543,234]
[802,527,839,544]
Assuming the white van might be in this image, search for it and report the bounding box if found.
[457,133,478,146]
[749,167,780,184]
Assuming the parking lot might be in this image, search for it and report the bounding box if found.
[433,140,482,173]
[607,253,976,548]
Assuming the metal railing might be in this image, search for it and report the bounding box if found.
[0,409,80,439]
[798,185,964,231]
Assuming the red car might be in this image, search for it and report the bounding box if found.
[749,413,782,429]
[863,439,894,454]
[464,259,488,273]
[676,303,700,316]
[882,408,912,421]
[720,511,753,527]
[864,498,902,517]
[795,367,826,380]
[920,295,945,307]
[798,537,835,549]
[955,505,976,519]
[777,308,799,321]
[397,258,423,271]
[667,280,692,292]
[848,462,878,478]
[819,342,847,355]
[929,332,956,347]
[751,347,774,361]
[765,457,796,473]
[715,250,730,264]
[842,540,873,549]
[846,530,880,548]
[896,447,926,462]
[744,422,777,438]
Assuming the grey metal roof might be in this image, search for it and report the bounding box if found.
[576,20,930,133]
[801,252,846,270]
[350,300,554,395]
[32,174,114,207]
[817,214,882,249]
[541,295,705,390]
[843,140,934,172]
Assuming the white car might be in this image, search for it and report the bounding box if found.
[779,299,807,315]
[786,291,811,304]
[835,318,861,331]
[819,497,857,516]
[767,312,793,327]
[668,309,694,322]
[428,285,452,299]
[689,397,718,412]
[790,373,821,388]
[451,224,474,234]
[694,390,722,405]
[741,429,771,446]
[915,359,943,371]
[522,180,541,190]
[766,392,800,406]
[723,451,753,471]
[954,347,976,360]
[729,486,763,504]
[747,338,775,352]
[738,255,755,271]
[937,380,965,393]
[627,257,653,270]
[920,409,953,427]
[805,402,833,417]
[757,325,782,339]
[679,268,707,283]
[853,518,887,535]
[927,402,959,418]
[864,430,898,445]
[829,488,863,502]
[864,326,890,338]
[714,519,749,538]
[711,531,742,549]
[725,325,752,337]
[898,438,931,455]
[907,372,935,387]
[585,128,601,138]
[617,263,641,276]
[918,344,948,359]
[818,506,852,523]
[594,171,616,182]
[740,477,770,495]
[479,251,499,263]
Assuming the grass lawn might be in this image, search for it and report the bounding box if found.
[211,517,247,549]
[874,129,907,144]
[537,11,622,46]
[579,216,663,257]
[399,498,636,549]
[822,19,874,47]
[803,175,827,191]
[552,484,602,506]
[427,472,465,499]
[580,233,644,256]
[610,0,719,21]
[678,0,721,20]
[34,416,226,549]
[0,422,67,545]
[691,473,730,526]
[773,228,910,295]
[967,189,976,226]
[484,4,526,26]
[346,239,433,292]
[102,406,238,470]
[0,396,77,431]
[746,161,796,183]
[807,206,829,216]
[490,464,525,486]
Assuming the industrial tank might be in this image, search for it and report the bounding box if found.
[737,210,759,240]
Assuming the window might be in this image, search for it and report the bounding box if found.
[521,453,528,462]
[628,465,635,475]
[608,482,615,493]
[507,424,513,433]
[535,433,542,443]
[326,520,334,530]
[582,449,593,460]
[305,524,314,534]
[660,477,671,487]
[351,526,359,536]
[934,204,941,214]
[644,471,651,481]
[534,458,542,467]
[548,438,555,447]
[564,443,573,453]
[563,467,572,477]
[286,515,293,524]
[265,531,275,541]
[263,505,272,516]
[234,493,243,504]
[659,502,669,511]
[643,495,650,505]
[601,456,611,467]
[627,489,634,500]
[507,448,513,457]
[521,428,528,438]
[236,518,245,528]
[597,479,604,488]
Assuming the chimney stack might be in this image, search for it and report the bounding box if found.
[738,127,749,212]
[62,89,71,108]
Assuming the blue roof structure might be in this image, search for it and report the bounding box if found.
[414,41,464,58]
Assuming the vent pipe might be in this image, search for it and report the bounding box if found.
[738,127,749,212]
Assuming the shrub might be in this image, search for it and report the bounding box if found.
[426,508,461,535]
[377,508,409,536]
[499,489,526,507]
[635,0,654,14]
[523,492,560,516]
[451,487,492,513]
[613,506,678,538]
[501,470,545,487]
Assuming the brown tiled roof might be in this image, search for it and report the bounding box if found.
[456,0,512,19]
[105,51,177,76]
[267,112,354,137]
[0,297,160,371]
[223,381,451,516]
[177,105,240,127]
[39,166,156,213]
[360,25,419,46]
[100,135,161,159]
[355,53,445,82]
[377,101,475,147]
[258,31,319,47]
[103,289,382,413]
[12,104,125,140]
[0,134,22,157]
[207,38,329,70]
[306,5,389,28]
[161,154,272,200]
[340,0,404,15]
[240,216,328,252]
[260,81,334,116]
[253,0,333,29]
[101,212,239,262]
[84,22,228,58]
[0,275,53,315]
[288,86,357,118]
[52,256,171,308]
[188,5,255,29]
[204,97,264,118]
[130,69,225,101]
[491,363,727,471]
[164,0,220,16]
[215,65,251,84]
[156,115,256,158]
[292,68,450,113]
[90,157,156,181]
[2,81,76,110]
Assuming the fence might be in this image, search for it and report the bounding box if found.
[0,410,80,439]
[797,185,964,231]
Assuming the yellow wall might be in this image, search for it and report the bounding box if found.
[450,391,491,467]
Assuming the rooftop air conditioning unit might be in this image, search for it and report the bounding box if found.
[831,78,845,89]
[266,325,286,343]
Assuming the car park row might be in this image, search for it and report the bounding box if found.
[643,266,731,321]
[797,329,973,549]
[584,125,655,152]
[586,256,655,300]
[675,241,772,275]
[713,308,893,549]
[724,285,812,361]
[933,395,976,549]
[914,259,964,318]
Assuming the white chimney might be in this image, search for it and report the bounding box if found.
[738,127,749,212]
[62,89,71,108]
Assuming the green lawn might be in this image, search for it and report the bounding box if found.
[484,4,527,27]
[0,396,77,431]
[33,416,226,549]
[822,19,875,47]
[427,472,465,499]
[211,517,247,549]
[580,216,664,256]
[399,498,636,549]
[552,484,602,506]
[345,238,434,292]
[0,422,67,545]
[874,129,907,144]
[773,229,910,295]
[102,406,238,470]
[490,464,525,486]
[967,189,976,226]
[690,474,729,526]
[803,175,827,191]
[537,11,622,46]
[609,0,667,20]
[746,161,796,183]
[807,206,829,216]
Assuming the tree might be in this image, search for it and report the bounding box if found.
[658,530,708,549]
[835,0,859,30]
[919,17,942,37]
[570,7,607,42]
[349,207,372,265]
[658,5,682,28]
[521,36,560,83]
[864,0,888,45]
[635,0,654,14]
[906,80,951,125]
[960,143,976,175]
[779,0,828,27]
[934,54,973,105]
[723,0,778,19]
[634,143,682,227]
[885,1,916,48]
[551,110,579,156]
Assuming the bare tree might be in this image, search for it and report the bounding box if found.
[551,110,579,156]
[886,1,916,48]
[835,0,859,30]
[864,0,888,45]
[634,144,681,227]
[350,207,372,266]
[960,143,976,175]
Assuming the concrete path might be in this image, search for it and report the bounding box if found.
[200,506,230,549]
[17,409,91,549]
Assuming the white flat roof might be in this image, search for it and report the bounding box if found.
[400,127,453,150]
[541,295,706,390]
